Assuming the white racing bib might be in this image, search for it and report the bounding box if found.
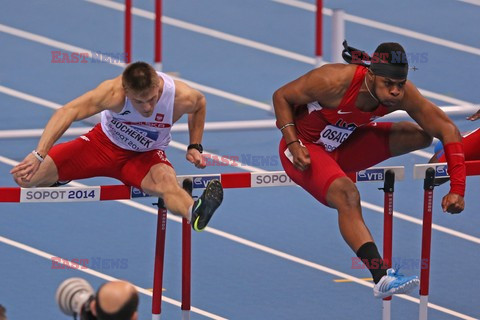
[316,125,355,152]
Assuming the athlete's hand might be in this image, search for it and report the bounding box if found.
[466,109,480,121]
[10,152,42,183]
[186,149,206,169]
[441,193,464,214]
[289,141,310,171]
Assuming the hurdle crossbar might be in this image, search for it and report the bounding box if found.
[0,167,405,203]
[414,161,480,179]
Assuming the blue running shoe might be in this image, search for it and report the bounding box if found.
[373,268,419,299]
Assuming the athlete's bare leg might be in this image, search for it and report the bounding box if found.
[141,163,194,219]
[325,176,373,252]
[388,121,433,156]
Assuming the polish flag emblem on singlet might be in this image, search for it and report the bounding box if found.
[155,113,164,122]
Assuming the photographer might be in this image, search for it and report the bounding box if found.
[57,278,139,320]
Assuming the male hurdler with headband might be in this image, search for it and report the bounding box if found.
[10,62,223,232]
[273,41,466,298]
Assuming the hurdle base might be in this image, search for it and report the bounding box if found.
[382,300,391,320]
[181,310,191,320]
[152,314,161,320]
[419,295,428,320]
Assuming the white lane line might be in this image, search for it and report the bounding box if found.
[171,78,272,111]
[0,120,278,139]
[272,0,480,57]
[418,88,476,107]
[0,235,228,320]
[0,21,475,107]
[0,84,62,110]
[271,0,316,11]
[0,155,19,167]
[163,17,316,64]
[0,154,476,320]
[343,14,480,57]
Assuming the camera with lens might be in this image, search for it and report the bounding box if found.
[56,278,96,320]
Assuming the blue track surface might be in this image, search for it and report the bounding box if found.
[1,0,479,319]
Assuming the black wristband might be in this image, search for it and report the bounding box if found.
[187,143,203,153]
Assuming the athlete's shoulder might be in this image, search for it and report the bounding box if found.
[309,63,358,88]
[173,79,203,101]
[96,76,126,110]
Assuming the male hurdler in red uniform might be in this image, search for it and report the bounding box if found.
[273,42,466,298]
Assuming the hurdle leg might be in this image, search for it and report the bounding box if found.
[124,0,132,63]
[381,170,395,320]
[152,198,167,320]
[182,179,192,320]
[419,168,435,320]
[154,0,162,71]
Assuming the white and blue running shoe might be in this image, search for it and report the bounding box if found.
[373,268,419,299]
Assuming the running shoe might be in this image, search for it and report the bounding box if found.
[191,179,223,231]
[373,268,419,299]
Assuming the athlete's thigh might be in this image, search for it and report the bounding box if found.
[388,121,432,156]
[334,122,393,173]
[48,126,124,181]
[279,138,346,206]
[122,149,173,190]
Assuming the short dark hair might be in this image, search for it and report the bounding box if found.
[373,42,408,65]
[122,61,159,93]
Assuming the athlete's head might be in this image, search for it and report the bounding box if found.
[122,62,161,117]
[367,42,409,107]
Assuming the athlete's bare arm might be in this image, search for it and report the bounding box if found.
[172,80,207,169]
[402,81,464,213]
[272,64,353,171]
[10,77,125,181]
[402,81,461,146]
